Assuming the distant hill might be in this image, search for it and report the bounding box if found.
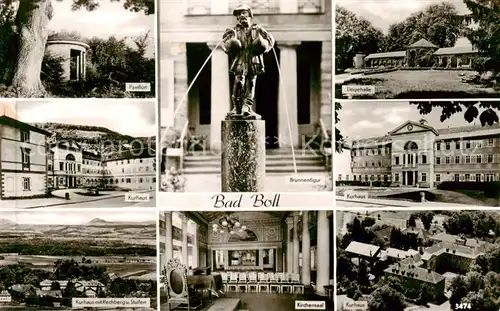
[30,122,155,154]
[88,218,108,224]
[0,219,17,228]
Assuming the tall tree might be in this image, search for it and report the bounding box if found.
[463,0,500,76]
[1,0,154,97]
[335,6,384,72]
[409,101,500,126]
[383,3,464,52]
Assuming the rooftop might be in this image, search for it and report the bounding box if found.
[345,241,381,258]
[364,51,406,60]
[0,115,51,136]
[384,263,445,284]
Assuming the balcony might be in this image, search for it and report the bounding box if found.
[185,0,325,15]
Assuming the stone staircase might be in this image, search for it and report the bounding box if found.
[182,149,327,175]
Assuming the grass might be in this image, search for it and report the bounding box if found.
[336,70,500,99]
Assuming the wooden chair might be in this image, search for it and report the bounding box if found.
[220,272,228,292]
[227,272,239,293]
[257,272,269,293]
[165,258,202,310]
[247,272,258,293]
[290,274,304,294]
[276,273,292,294]
[237,272,248,293]
[267,273,281,293]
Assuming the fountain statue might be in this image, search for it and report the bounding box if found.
[220,5,275,192]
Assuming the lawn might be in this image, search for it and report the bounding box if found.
[336,70,500,99]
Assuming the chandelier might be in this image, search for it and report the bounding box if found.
[212,215,247,234]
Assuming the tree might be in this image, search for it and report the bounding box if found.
[419,212,434,231]
[450,275,468,310]
[335,6,384,72]
[408,214,417,228]
[410,101,500,126]
[1,0,154,97]
[463,0,500,77]
[383,3,464,52]
[368,285,406,311]
[50,281,60,290]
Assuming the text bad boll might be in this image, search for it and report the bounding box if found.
[211,193,281,207]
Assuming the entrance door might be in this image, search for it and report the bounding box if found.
[255,48,279,149]
[407,171,414,186]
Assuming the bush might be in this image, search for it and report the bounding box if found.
[336,180,391,187]
[437,181,500,198]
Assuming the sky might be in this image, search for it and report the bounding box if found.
[50,1,155,57]
[15,100,156,137]
[336,0,470,35]
[337,101,488,142]
[0,210,156,225]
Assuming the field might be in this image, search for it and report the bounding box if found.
[336,70,499,99]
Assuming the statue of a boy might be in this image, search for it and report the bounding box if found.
[222,4,275,119]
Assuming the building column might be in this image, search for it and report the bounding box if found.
[181,214,189,267]
[76,54,80,81]
[316,211,330,296]
[277,41,300,149]
[82,51,86,79]
[164,212,173,264]
[171,43,189,131]
[286,217,294,273]
[192,223,199,268]
[208,42,230,152]
[293,212,300,274]
[301,211,311,286]
[80,51,84,80]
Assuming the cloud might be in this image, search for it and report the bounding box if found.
[353,120,384,129]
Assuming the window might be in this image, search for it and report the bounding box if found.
[455,141,460,149]
[48,164,52,171]
[77,164,81,172]
[126,178,131,183]
[338,174,342,181]
[476,174,481,182]
[22,177,30,191]
[371,162,375,167]
[488,154,494,163]
[140,159,143,163]
[436,142,441,150]
[395,174,399,182]
[127,160,130,164]
[377,148,381,155]
[454,174,459,182]
[365,175,369,182]
[455,156,460,164]
[139,178,143,183]
[421,173,427,182]
[385,147,390,155]
[395,156,400,165]
[59,162,64,170]
[436,157,441,165]
[353,175,357,181]
[465,173,470,181]
[445,157,450,164]
[436,174,441,182]
[21,131,30,142]
[487,138,494,147]
[445,142,450,150]
[421,155,427,164]
[378,161,381,167]
[476,155,482,163]
[346,175,350,181]
[465,156,471,164]
[21,148,30,169]
[466,141,471,149]
[377,175,381,181]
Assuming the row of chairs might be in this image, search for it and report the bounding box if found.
[219,271,304,294]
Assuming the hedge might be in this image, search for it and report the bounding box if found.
[436,181,500,198]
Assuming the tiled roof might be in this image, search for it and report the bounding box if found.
[430,233,486,248]
[384,262,445,284]
[434,46,476,55]
[423,241,485,259]
[0,115,51,136]
[102,147,155,162]
[382,248,419,260]
[409,39,438,48]
[436,122,500,135]
[345,241,381,258]
[365,51,406,60]
[350,121,500,146]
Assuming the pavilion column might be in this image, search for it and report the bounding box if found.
[316,211,330,296]
[192,223,199,268]
[292,212,300,274]
[76,54,80,81]
[181,214,189,267]
[208,42,231,152]
[165,212,173,262]
[301,211,311,286]
[286,217,294,273]
[277,41,300,149]
[82,51,86,79]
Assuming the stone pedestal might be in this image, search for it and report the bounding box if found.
[221,119,265,192]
